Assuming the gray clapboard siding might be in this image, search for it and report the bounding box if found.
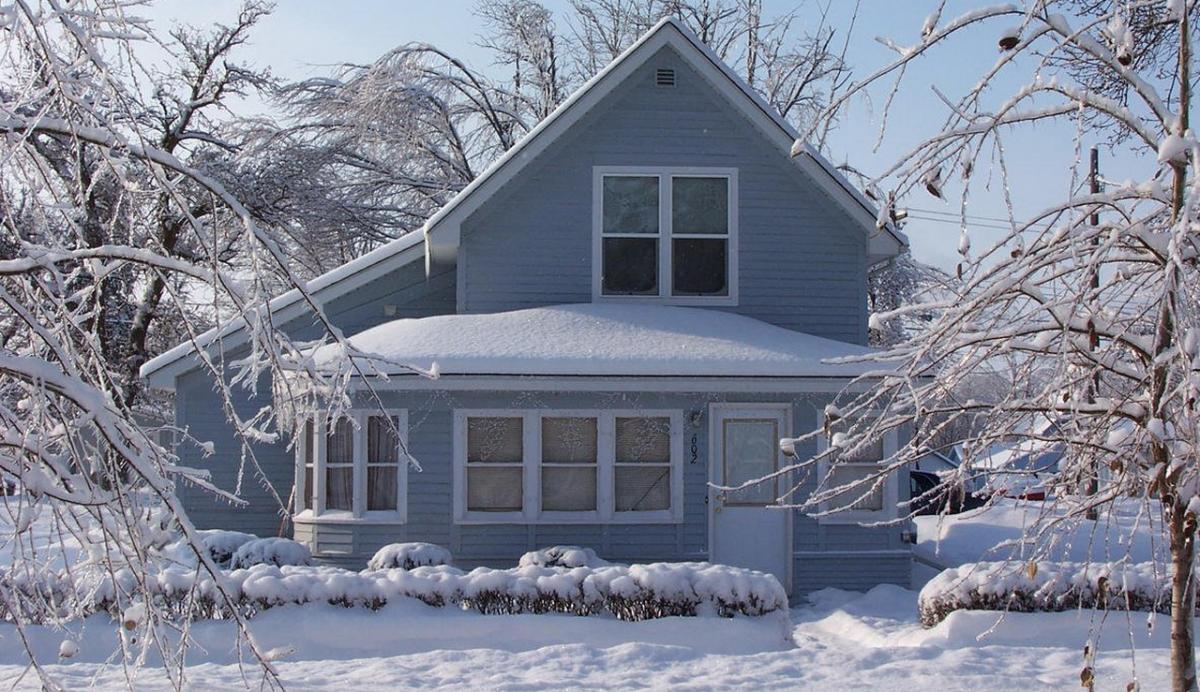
[277,389,904,597]
[458,46,868,345]
[173,259,456,538]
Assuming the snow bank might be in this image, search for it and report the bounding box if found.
[918,560,1175,627]
[229,538,313,570]
[519,546,610,569]
[367,543,453,571]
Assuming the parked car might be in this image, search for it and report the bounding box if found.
[909,470,989,516]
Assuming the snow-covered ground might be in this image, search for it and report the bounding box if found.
[913,498,1164,578]
[0,585,1171,690]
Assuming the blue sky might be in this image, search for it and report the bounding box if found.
[143,1,1157,271]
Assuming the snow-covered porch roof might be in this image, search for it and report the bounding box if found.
[310,303,881,383]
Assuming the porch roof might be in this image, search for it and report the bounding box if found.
[311,303,881,379]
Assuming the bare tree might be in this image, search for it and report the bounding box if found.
[0,2,418,687]
[768,2,1200,689]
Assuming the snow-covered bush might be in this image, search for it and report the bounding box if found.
[918,561,1177,628]
[14,560,787,625]
[519,546,610,569]
[197,530,259,568]
[229,538,313,570]
[367,543,453,571]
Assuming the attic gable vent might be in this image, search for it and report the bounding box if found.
[655,68,676,87]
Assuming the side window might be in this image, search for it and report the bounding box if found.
[466,416,524,513]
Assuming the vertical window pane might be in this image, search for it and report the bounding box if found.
[327,418,354,464]
[602,237,658,295]
[603,176,659,233]
[723,419,778,504]
[467,467,523,512]
[368,466,398,511]
[467,417,523,463]
[672,177,728,234]
[326,466,353,511]
[829,465,884,511]
[615,417,671,463]
[672,238,727,296]
[541,417,597,464]
[303,419,314,464]
[616,467,671,511]
[303,466,313,511]
[368,415,399,464]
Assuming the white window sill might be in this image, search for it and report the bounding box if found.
[294,511,407,525]
[593,295,737,308]
[815,511,894,526]
[456,513,683,525]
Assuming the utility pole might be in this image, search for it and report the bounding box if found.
[1085,147,1101,521]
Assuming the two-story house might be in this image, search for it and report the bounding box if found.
[141,18,911,598]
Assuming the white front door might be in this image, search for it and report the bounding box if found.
[709,404,791,593]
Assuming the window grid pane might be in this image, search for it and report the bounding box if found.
[671,238,728,296]
[367,466,398,511]
[542,466,598,511]
[602,176,659,234]
[542,417,598,464]
[828,464,884,511]
[325,466,353,511]
[368,415,400,464]
[615,465,671,512]
[326,418,354,465]
[467,417,523,463]
[467,466,523,512]
[616,417,671,464]
[671,176,728,235]
[602,237,658,295]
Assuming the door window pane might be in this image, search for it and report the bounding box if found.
[602,237,658,295]
[615,417,670,463]
[615,466,671,511]
[542,467,598,511]
[603,176,659,233]
[467,417,523,463]
[672,238,727,296]
[723,419,778,505]
[467,467,523,512]
[672,177,728,234]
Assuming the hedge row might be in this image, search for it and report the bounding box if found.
[1,559,787,625]
[918,560,1176,627]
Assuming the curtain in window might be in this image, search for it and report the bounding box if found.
[367,416,399,511]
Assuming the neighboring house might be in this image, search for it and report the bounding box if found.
[141,18,910,597]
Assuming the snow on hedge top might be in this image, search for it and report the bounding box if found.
[311,303,878,378]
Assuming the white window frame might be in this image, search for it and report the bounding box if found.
[814,415,899,525]
[592,166,738,306]
[453,409,684,524]
[294,409,409,524]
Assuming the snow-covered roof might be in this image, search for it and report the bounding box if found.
[311,303,877,379]
[140,232,427,389]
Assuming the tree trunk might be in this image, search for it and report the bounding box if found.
[1170,500,1198,692]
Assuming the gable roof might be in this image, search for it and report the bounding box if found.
[421,16,905,265]
[141,17,901,389]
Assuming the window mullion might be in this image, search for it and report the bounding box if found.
[597,414,615,519]
[659,173,670,298]
[524,412,539,520]
[351,412,364,517]
[315,416,327,515]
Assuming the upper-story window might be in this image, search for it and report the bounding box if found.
[594,167,737,305]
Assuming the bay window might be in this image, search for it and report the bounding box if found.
[594,167,737,304]
[294,410,408,522]
[454,410,683,523]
